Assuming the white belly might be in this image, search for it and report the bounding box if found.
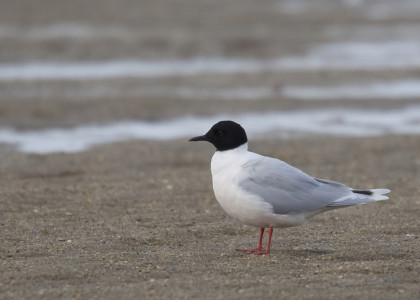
[212,177,271,227]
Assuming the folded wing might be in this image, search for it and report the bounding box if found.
[239,156,385,215]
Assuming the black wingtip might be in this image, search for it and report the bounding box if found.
[352,189,373,196]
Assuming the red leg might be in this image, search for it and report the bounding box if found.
[250,227,273,255]
[236,227,264,253]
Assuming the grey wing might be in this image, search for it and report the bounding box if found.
[239,156,354,214]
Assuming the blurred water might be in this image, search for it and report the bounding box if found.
[278,0,420,20]
[2,41,420,81]
[0,23,130,39]
[283,80,420,100]
[1,105,419,153]
[1,0,420,153]
[5,80,419,102]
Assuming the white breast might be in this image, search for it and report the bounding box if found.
[210,144,308,228]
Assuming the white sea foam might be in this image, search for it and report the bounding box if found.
[1,86,276,101]
[4,79,419,102]
[0,23,131,39]
[282,80,420,100]
[1,105,419,154]
[284,41,420,71]
[1,41,420,81]
[0,58,267,81]
[277,0,420,20]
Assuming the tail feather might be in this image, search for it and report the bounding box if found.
[353,188,390,201]
[329,188,390,207]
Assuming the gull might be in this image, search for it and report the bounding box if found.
[189,120,390,255]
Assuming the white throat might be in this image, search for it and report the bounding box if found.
[211,142,249,175]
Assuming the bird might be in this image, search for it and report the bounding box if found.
[189,120,390,255]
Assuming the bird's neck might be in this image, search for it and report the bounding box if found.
[221,142,248,153]
[211,142,249,173]
[220,142,248,155]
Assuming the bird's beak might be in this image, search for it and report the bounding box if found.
[189,135,208,142]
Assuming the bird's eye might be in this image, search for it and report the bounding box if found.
[215,130,223,136]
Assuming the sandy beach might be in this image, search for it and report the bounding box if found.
[1,0,420,298]
[1,135,419,299]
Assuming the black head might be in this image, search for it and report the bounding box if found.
[189,120,248,151]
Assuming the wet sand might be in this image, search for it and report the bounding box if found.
[1,136,419,299]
